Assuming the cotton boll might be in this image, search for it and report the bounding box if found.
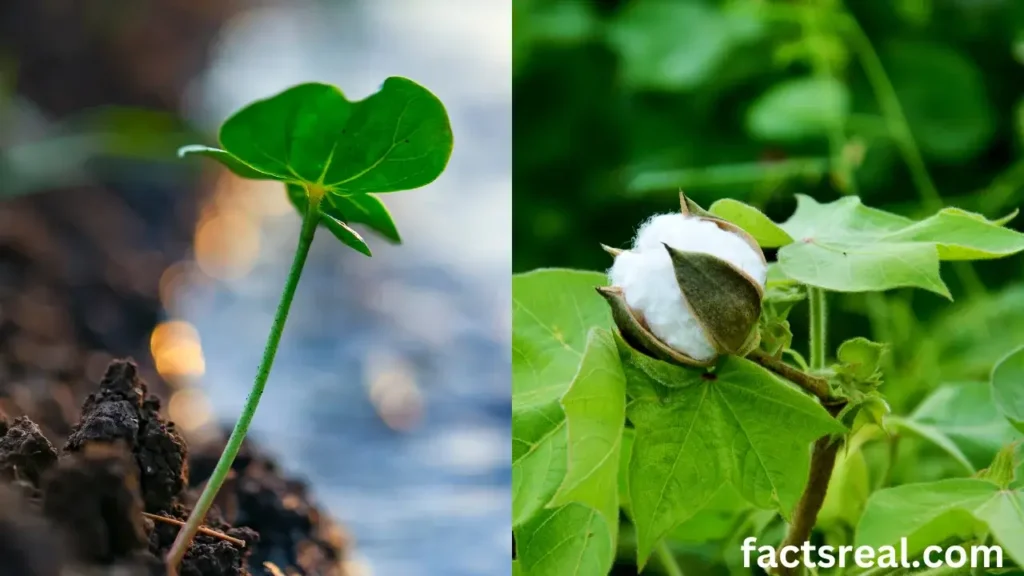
[635,214,767,285]
[608,213,767,361]
[609,244,717,361]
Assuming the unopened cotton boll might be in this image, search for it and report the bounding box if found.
[605,207,768,364]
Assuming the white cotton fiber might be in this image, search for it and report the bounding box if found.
[608,214,767,360]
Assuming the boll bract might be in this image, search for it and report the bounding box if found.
[598,193,767,367]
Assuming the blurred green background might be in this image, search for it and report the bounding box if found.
[514,0,1024,573]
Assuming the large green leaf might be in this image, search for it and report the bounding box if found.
[550,329,626,523]
[709,195,1024,296]
[513,271,621,576]
[516,331,624,576]
[619,339,844,567]
[746,77,851,142]
[516,504,615,576]
[889,382,1021,473]
[512,269,611,526]
[857,478,1024,566]
[991,346,1024,434]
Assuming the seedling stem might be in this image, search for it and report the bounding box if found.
[165,186,323,573]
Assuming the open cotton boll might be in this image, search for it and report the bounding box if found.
[608,214,767,361]
[634,214,768,285]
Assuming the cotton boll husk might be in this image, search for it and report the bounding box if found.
[608,214,767,361]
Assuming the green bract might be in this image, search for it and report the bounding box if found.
[179,77,453,255]
[709,195,1024,297]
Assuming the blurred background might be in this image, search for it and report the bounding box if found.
[1,1,510,575]
[514,0,1024,573]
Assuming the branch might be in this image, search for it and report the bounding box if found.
[775,430,842,576]
[746,349,839,404]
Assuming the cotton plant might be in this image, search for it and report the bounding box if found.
[511,192,1024,576]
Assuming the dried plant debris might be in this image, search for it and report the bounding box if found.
[0,359,350,575]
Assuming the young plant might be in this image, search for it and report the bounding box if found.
[168,78,452,572]
[511,192,1024,575]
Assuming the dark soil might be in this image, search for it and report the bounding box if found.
[0,360,350,576]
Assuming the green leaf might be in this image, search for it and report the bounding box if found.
[286,184,401,247]
[897,382,1021,472]
[512,269,611,526]
[885,41,996,162]
[327,194,401,243]
[711,195,1024,296]
[182,78,451,195]
[992,346,1024,434]
[607,1,762,91]
[516,504,615,576]
[212,78,452,193]
[550,328,626,527]
[856,477,1024,566]
[515,329,625,576]
[669,485,751,544]
[178,145,277,180]
[708,199,793,248]
[286,184,371,256]
[746,77,851,142]
[619,343,844,567]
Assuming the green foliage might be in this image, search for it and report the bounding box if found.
[857,470,1024,566]
[710,195,1024,297]
[746,77,851,142]
[180,77,452,255]
[512,270,623,574]
[618,336,843,566]
[992,346,1024,434]
[514,1,1024,574]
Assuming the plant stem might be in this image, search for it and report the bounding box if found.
[774,287,843,576]
[165,190,323,574]
[747,348,836,404]
[808,287,827,370]
[655,540,685,576]
[777,432,842,576]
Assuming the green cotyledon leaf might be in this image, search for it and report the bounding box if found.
[709,195,1024,297]
[618,334,844,568]
[178,77,452,254]
[185,78,452,192]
